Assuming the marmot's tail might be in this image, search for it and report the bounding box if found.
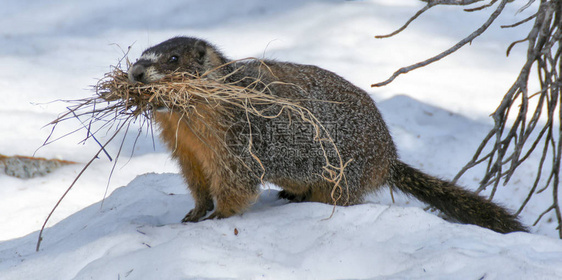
[387,161,527,233]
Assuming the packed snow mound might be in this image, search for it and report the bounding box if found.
[1,173,561,280]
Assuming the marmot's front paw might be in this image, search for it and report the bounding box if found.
[182,203,214,223]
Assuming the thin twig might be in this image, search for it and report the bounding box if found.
[464,0,498,12]
[501,13,538,29]
[375,4,433,39]
[36,120,129,252]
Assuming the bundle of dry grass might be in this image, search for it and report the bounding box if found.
[37,61,349,251]
[90,63,349,185]
[52,63,331,140]
[47,59,350,189]
[95,66,321,124]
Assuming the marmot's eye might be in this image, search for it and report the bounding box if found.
[168,56,179,63]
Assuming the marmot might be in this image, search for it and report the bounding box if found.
[128,36,527,233]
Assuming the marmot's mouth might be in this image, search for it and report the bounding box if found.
[128,64,165,84]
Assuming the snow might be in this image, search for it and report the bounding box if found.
[1,0,561,279]
[2,174,562,279]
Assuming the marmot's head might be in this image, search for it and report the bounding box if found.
[128,37,228,84]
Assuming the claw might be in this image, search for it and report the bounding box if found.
[202,211,226,221]
[182,201,215,223]
[182,208,208,223]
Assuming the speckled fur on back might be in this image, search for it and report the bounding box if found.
[128,37,527,233]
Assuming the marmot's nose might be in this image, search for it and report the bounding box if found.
[128,64,146,83]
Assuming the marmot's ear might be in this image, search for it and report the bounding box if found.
[194,41,207,64]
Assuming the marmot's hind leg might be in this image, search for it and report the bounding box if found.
[276,179,363,206]
[272,178,313,203]
[278,189,312,202]
[275,179,353,205]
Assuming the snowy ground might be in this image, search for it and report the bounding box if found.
[1,0,562,279]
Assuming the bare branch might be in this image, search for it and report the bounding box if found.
[506,38,530,57]
[377,0,562,237]
[518,0,537,13]
[454,0,562,237]
[372,0,509,87]
[501,13,537,29]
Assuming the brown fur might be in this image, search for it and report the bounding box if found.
[154,107,259,221]
[128,37,527,233]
